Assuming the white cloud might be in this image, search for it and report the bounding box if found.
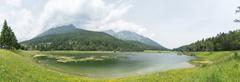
[0,9,35,40]
[34,0,151,38]
[39,0,132,28]
[0,0,151,42]
[6,0,22,7]
[87,20,154,38]
[0,0,36,41]
[1,0,239,48]
[14,9,36,40]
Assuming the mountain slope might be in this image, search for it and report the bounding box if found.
[105,30,167,50]
[36,24,80,37]
[21,25,153,51]
[174,29,240,51]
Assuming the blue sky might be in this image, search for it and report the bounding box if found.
[0,0,240,49]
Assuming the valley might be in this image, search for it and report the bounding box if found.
[0,1,240,81]
[0,23,240,82]
[21,25,167,51]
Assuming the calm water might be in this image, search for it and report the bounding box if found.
[36,52,195,78]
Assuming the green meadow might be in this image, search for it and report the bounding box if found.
[1,49,240,82]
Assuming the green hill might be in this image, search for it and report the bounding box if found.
[21,25,154,51]
[175,29,240,51]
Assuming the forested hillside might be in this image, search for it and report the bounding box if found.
[174,30,240,51]
[21,25,155,51]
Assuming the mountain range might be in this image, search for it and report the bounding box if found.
[21,24,167,51]
[105,30,167,50]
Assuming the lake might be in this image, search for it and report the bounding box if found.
[34,52,195,78]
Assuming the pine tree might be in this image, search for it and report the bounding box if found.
[9,27,20,49]
[0,20,20,49]
[0,20,10,49]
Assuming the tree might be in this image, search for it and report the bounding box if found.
[0,20,20,49]
[0,20,11,49]
[9,27,20,49]
[174,30,240,51]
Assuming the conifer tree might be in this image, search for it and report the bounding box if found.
[0,20,20,49]
[0,20,10,49]
[9,26,20,49]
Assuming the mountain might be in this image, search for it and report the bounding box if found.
[21,24,154,51]
[36,24,79,37]
[105,30,167,50]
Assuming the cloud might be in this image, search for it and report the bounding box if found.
[5,0,22,7]
[0,0,152,42]
[37,0,151,38]
[87,20,154,38]
[38,0,131,28]
[0,0,36,41]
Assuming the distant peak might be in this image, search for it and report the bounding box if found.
[118,30,138,35]
[104,29,112,31]
[36,24,80,38]
[66,24,75,27]
[119,30,133,33]
[105,30,114,32]
[60,24,76,28]
[49,24,79,30]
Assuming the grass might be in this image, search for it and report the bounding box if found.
[190,51,235,67]
[0,49,97,82]
[112,59,240,82]
[0,49,240,82]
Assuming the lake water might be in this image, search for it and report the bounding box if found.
[35,52,195,78]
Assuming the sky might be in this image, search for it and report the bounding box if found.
[0,0,239,49]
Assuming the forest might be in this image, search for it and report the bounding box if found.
[174,30,240,51]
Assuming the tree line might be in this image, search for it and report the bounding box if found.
[174,30,240,52]
[0,20,20,50]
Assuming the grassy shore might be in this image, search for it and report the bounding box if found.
[0,49,240,82]
[0,49,97,82]
[112,51,240,82]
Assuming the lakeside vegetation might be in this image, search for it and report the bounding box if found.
[174,29,240,52]
[1,49,240,82]
[0,49,96,82]
[112,51,240,82]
